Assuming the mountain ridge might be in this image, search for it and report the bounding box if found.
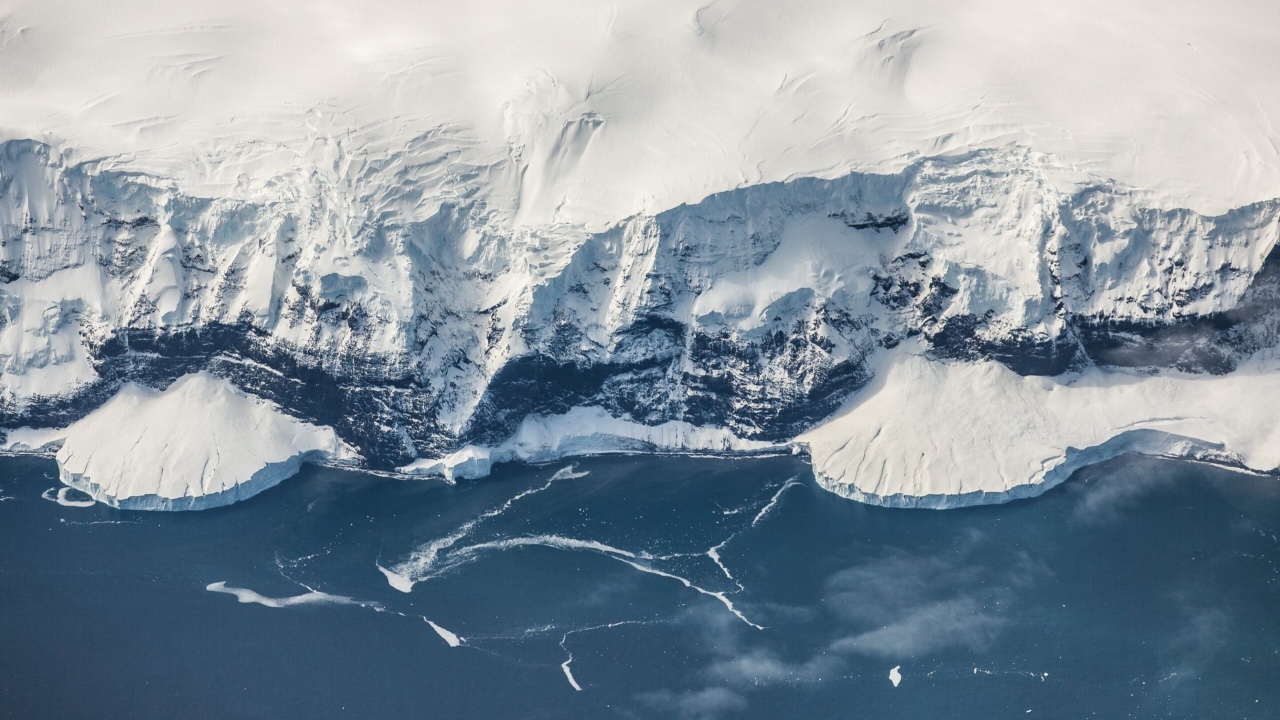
[2,138,1279,507]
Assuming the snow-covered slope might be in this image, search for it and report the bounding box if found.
[2,0,1277,223]
[1,1,1278,507]
[801,349,1280,508]
[400,406,778,481]
[4,372,356,509]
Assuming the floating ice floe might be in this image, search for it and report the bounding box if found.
[424,618,463,648]
[41,487,95,508]
[205,581,376,609]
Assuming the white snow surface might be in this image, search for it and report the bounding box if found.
[1,0,1276,224]
[400,406,777,480]
[32,373,356,509]
[206,581,373,609]
[425,619,463,648]
[1,1,1279,509]
[801,348,1280,508]
[0,426,63,453]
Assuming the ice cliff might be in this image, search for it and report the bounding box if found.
[3,373,356,509]
[1,0,1278,507]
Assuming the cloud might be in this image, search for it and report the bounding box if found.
[653,536,1048,705]
[1162,606,1231,676]
[580,571,643,607]
[707,647,845,686]
[830,596,1005,658]
[1069,456,1177,524]
[675,602,753,659]
[823,553,981,625]
[819,544,1045,659]
[638,687,747,720]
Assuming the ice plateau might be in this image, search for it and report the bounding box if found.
[1,0,1279,508]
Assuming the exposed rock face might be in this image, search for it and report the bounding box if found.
[2,139,1279,506]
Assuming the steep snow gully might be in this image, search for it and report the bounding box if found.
[3,141,1280,509]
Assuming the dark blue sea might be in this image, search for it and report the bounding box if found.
[2,453,1278,719]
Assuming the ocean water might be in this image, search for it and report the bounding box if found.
[1,453,1278,719]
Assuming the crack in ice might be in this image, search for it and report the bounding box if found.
[706,535,745,592]
[557,620,653,692]
[383,465,587,591]
[217,552,465,649]
[394,532,765,630]
[206,581,379,609]
[751,477,802,528]
[377,463,796,671]
[973,667,1050,681]
[561,650,583,691]
[613,556,765,630]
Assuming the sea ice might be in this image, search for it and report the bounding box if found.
[205,582,375,609]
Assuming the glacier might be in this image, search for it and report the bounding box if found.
[3,373,357,510]
[1,0,1279,508]
[801,351,1280,508]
